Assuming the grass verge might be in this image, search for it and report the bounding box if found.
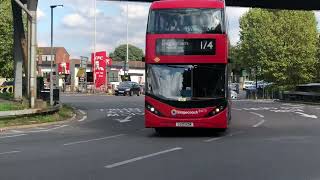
[0,105,74,128]
[0,102,27,111]
[0,93,14,100]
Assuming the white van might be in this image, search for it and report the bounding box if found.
[243,81,255,90]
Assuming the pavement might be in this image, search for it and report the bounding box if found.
[0,95,320,180]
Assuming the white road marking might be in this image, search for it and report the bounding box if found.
[294,112,318,119]
[253,119,266,128]
[115,116,132,123]
[0,151,20,155]
[228,131,245,137]
[9,130,24,133]
[0,134,27,139]
[204,137,223,142]
[28,125,69,133]
[249,112,265,118]
[78,116,87,122]
[232,108,242,111]
[78,109,86,115]
[105,147,183,169]
[63,134,125,146]
[33,127,46,130]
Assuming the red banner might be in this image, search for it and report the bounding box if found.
[91,51,107,88]
[58,62,70,74]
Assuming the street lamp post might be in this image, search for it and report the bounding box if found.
[50,5,63,106]
[126,2,129,75]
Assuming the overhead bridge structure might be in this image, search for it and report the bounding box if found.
[112,0,320,10]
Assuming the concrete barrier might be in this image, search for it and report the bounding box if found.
[0,105,60,119]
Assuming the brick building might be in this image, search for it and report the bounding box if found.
[37,47,70,88]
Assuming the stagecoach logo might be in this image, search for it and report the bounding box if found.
[154,57,160,63]
[171,109,177,116]
[171,109,207,116]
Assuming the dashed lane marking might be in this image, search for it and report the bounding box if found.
[203,137,223,142]
[0,151,21,155]
[294,112,318,119]
[204,131,244,142]
[78,116,87,122]
[115,116,132,123]
[105,147,183,169]
[253,119,266,128]
[249,112,265,118]
[0,134,27,139]
[28,125,69,133]
[228,131,245,137]
[9,130,24,133]
[63,134,126,146]
[78,109,86,115]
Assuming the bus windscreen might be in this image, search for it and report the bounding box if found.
[146,64,226,101]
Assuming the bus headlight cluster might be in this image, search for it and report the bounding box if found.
[146,103,162,116]
[208,105,225,117]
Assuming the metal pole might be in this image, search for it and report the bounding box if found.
[30,10,36,108]
[50,7,54,106]
[126,2,129,75]
[93,0,97,93]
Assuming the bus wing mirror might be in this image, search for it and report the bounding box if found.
[228,58,233,63]
[142,57,145,62]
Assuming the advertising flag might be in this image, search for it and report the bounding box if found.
[91,51,107,88]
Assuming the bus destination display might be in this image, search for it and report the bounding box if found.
[156,39,216,56]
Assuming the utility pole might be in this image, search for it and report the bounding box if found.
[93,0,97,93]
[50,5,63,106]
[125,2,129,75]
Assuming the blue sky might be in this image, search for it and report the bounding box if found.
[37,0,320,59]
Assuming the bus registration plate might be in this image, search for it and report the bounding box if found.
[176,122,194,127]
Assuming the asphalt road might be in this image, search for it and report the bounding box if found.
[1,95,320,180]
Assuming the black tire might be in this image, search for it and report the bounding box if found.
[115,93,118,96]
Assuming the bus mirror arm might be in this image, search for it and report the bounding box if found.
[228,58,233,63]
[142,57,146,62]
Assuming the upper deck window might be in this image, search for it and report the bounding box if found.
[147,8,224,34]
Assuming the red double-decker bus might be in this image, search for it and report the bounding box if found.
[145,0,230,133]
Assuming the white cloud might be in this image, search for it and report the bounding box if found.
[38,40,48,47]
[226,7,249,45]
[37,8,45,20]
[120,3,150,19]
[315,11,320,30]
[62,13,87,27]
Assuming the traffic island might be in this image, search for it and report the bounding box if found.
[0,105,74,129]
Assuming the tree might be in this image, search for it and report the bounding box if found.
[110,44,144,61]
[238,9,318,88]
[0,0,14,77]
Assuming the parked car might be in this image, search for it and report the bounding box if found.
[257,80,273,89]
[230,90,238,99]
[243,81,255,90]
[229,83,240,94]
[115,81,142,96]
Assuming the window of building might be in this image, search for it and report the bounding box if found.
[108,71,119,82]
